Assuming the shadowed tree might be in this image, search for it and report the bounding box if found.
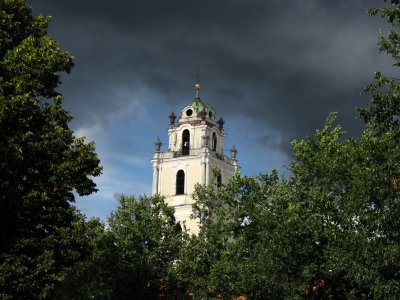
[54,195,184,300]
[175,1,400,298]
[0,0,102,298]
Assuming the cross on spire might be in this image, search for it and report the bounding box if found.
[192,65,205,83]
[192,65,205,99]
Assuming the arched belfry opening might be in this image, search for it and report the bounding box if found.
[212,132,217,151]
[176,170,185,195]
[151,76,239,234]
[182,129,190,155]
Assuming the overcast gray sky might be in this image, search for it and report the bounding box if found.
[29,0,395,220]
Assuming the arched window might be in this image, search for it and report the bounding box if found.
[217,172,222,187]
[175,222,182,233]
[182,129,190,155]
[212,132,217,151]
[176,170,185,195]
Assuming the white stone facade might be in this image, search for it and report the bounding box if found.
[151,86,238,234]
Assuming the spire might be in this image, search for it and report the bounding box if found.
[192,65,204,100]
[195,82,200,100]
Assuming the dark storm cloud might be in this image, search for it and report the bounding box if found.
[30,0,393,155]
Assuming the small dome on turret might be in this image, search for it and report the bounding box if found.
[178,82,216,123]
[191,98,208,114]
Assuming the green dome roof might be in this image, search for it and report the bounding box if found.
[191,98,208,113]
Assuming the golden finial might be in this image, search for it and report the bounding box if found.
[192,66,204,99]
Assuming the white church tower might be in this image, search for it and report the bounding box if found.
[151,82,239,234]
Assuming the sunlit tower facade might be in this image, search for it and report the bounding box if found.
[151,82,239,234]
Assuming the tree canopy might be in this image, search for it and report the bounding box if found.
[54,195,184,300]
[0,0,101,298]
[170,1,400,298]
[3,0,400,299]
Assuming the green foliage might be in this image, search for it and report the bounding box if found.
[0,1,73,99]
[3,0,400,299]
[0,0,101,298]
[108,194,183,299]
[177,1,400,295]
[55,195,184,299]
[53,219,118,300]
[177,172,287,299]
[360,1,400,135]
[181,112,400,299]
[368,0,400,66]
[51,0,400,298]
[355,3,400,295]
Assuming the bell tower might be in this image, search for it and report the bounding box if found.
[151,82,239,234]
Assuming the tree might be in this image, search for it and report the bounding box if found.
[55,195,183,300]
[183,113,400,299]
[353,1,400,297]
[108,194,183,299]
[52,219,119,300]
[0,0,102,298]
[179,1,400,299]
[360,1,400,135]
[176,171,290,299]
